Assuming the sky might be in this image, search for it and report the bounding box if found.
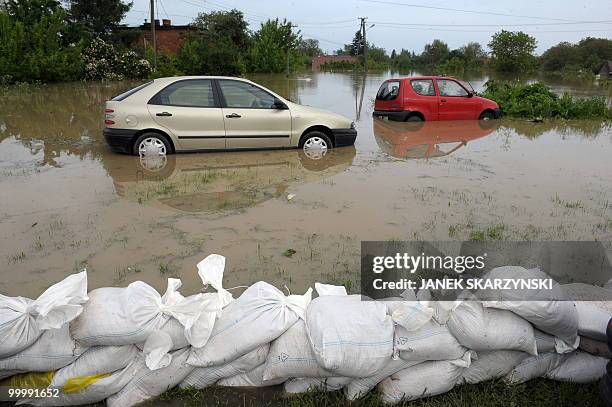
[122,0,612,55]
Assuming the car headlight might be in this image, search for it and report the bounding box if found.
[350,121,356,129]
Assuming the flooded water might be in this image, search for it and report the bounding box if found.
[0,72,611,297]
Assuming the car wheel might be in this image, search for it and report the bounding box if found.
[133,133,171,156]
[479,111,496,121]
[406,114,424,122]
[300,131,332,160]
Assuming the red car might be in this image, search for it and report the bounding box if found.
[373,76,500,122]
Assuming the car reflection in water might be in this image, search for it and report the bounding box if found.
[373,118,499,160]
[102,147,356,213]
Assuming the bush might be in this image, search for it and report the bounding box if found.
[482,80,610,119]
[82,38,150,80]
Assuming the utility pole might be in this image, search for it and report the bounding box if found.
[150,0,157,70]
[286,23,297,77]
[359,17,368,73]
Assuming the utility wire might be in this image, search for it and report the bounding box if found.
[370,19,612,27]
[359,0,583,22]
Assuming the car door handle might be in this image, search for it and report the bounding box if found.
[440,99,447,103]
[156,112,172,117]
[226,113,241,118]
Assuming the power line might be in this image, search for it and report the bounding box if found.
[370,19,612,28]
[359,0,582,22]
[373,24,612,33]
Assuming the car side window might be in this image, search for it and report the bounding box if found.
[218,80,277,109]
[410,79,436,96]
[150,80,216,107]
[376,80,401,101]
[437,80,468,97]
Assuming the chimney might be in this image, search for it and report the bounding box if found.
[162,19,171,27]
[154,19,160,26]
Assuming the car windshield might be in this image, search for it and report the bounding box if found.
[376,81,401,101]
[458,80,474,93]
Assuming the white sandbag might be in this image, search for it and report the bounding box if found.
[395,320,466,362]
[136,318,189,351]
[284,377,352,394]
[534,329,558,354]
[264,320,333,380]
[180,344,269,389]
[19,355,142,406]
[50,345,139,388]
[481,266,579,348]
[217,364,286,387]
[106,347,194,407]
[545,351,607,383]
[188,282,312,367]
[344,358,422,401]
[0,370,22,380]
[143,331,173,370]
[385,296,434,332]
[571,302,610,342]
[71,278,218,348]
[447,300,537,355]
[0,325,83,372]
[378,352,474,403]
[0,271,88,358]
[305,295,394,378]
[505,352,567,384]
[462,350,529,384]
[315,282,347,296]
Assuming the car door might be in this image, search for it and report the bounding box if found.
[407,79,439,121]
[216,79,291,149]
[147,79,226,150]
[435,79,478,120]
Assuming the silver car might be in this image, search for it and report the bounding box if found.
[103,76,357,156]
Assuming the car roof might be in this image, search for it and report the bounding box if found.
[389,76,458,81]
[152,76,254,85]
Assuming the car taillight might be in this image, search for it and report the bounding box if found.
[104,108,114,113]
[104,119,115,125]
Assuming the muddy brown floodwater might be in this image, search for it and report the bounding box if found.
[0,72,611,298]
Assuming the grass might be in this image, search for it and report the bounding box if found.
[283,249,297,258]
[468,224,506,241]
[152,379,604,407]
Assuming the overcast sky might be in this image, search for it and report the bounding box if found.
[122,0,612,54]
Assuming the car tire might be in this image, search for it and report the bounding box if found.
[299,131,333,160]
[479,111,496,121]
[132,133,172,156]
[406,114,424,122]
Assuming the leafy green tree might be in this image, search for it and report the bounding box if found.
[177,9,249,75]
[575,37,612,73]
[420,39,449,69]
[247,18,301,73]
[541,42,580,72]
[458,42,487,69]
[0,1,84,83]
[392,49,415,71]
[298,38,322,57]
[488,30,537,73]
[68,0,132,37]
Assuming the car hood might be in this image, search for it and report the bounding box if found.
[287,102,353,128]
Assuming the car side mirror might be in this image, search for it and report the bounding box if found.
[273,99,288,109]
[467,92,474,98]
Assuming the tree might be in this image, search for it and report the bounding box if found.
[420,39,449,68]
[68,0,131,37]
[1,0,84,82]
[177,9,249,75]
[298,38,322,57]
[488,30,537,73]
[575,37,612,73]
[247,18,301,73]
[391,49,397,60]
[458,42,487,69]
[350,30,364,56]
[541,42,580,72]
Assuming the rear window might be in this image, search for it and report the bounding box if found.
[376,80,401,101]
[410,79,436,96]
[149,80,216,107]
[111,81,153,101]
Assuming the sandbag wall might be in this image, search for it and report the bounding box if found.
[0,256,610,406]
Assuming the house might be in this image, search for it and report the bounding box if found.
[122,19,194,54]
[599,61,612,78]
[312,55,358,70]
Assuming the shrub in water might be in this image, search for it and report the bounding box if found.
[82,38,151,81]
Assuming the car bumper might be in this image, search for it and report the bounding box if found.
[372,110,409,121]
[332,128,357,147]
[103,128,138,154]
